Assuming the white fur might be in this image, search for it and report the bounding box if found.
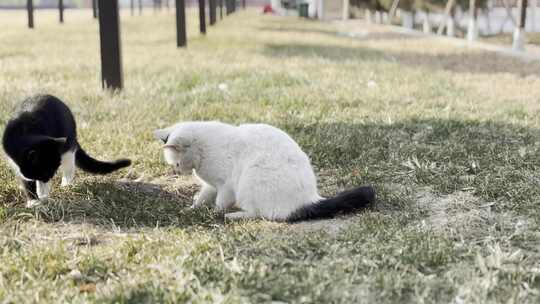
[26,199,42,208]
[155,121,323,221]
[36,181,50,199]
[61,151,76,187]
[5,151,75,207]
[5,156,32,181]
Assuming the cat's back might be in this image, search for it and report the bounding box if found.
[5,95,77,145]
[14,94,71,119]
[238,123,306,156]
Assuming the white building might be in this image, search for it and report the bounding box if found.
[270,0,347,20]
[315,0,346,20]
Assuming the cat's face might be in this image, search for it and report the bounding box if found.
[17,137,65,182]
[154,127,198,175]
[162,144,197,175]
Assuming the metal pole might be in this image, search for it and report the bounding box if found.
[97,0,123,90]
[139,0,143,15]
[199,0,207,34]
[518,0,528,28]
[210,0,217,25]
[59,0,64,23]
[242,0,246,9]
[131,0,134,16]
[176,0,187,47]
[92,0,98,18]
[27,0,34,28]
[219,0,223,18]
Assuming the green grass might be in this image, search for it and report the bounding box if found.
[1,8,540,303]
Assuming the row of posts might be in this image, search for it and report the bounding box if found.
[24,0,246,90]
[360,0,533,52]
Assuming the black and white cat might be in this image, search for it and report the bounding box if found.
[2,94,132,207]
[154,121,375,222]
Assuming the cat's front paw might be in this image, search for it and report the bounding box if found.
[191,194,201,209]
[37,181,51,199]
[26,199,42,208]
[192,191,215,209]
[61,177,73,187]
[191,199,204,209]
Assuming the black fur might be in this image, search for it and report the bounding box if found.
[287,186,376,222]
[2,94,131,200]
[75,148,132,174]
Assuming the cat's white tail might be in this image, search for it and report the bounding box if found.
[287,186,376,222]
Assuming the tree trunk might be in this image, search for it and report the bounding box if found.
[467,0,478,42]
[402,11,414,29]
[423,12,431,33]
[513,0,528,51]
[365,9,372,24]
[342,0,349,20]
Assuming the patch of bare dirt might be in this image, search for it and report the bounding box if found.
[116,173,200,203]
[415,187,529,239]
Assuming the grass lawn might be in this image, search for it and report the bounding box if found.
[481,32,540,47]
[1,8,540,303]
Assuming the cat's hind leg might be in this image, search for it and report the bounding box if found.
[215,186,236,212]
[61,151,76,187]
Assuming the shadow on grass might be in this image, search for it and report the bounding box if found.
[261,42,540,76]
[2,178,221,229]
[2,118,540,228]
[258,25,425,42]
[257,25,341,38]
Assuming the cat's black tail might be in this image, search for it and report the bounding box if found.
[287,186,375,222]
[75,146,131,174]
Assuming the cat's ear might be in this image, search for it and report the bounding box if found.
[154,128,172,144]
[51,137,67,145]
[47,137,67,151]
[163,141,190,152]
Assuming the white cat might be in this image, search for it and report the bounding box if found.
[154,121,375,222]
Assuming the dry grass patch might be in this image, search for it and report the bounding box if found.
[1,8,540,304]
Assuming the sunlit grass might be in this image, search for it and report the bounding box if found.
[0,8,540,303]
